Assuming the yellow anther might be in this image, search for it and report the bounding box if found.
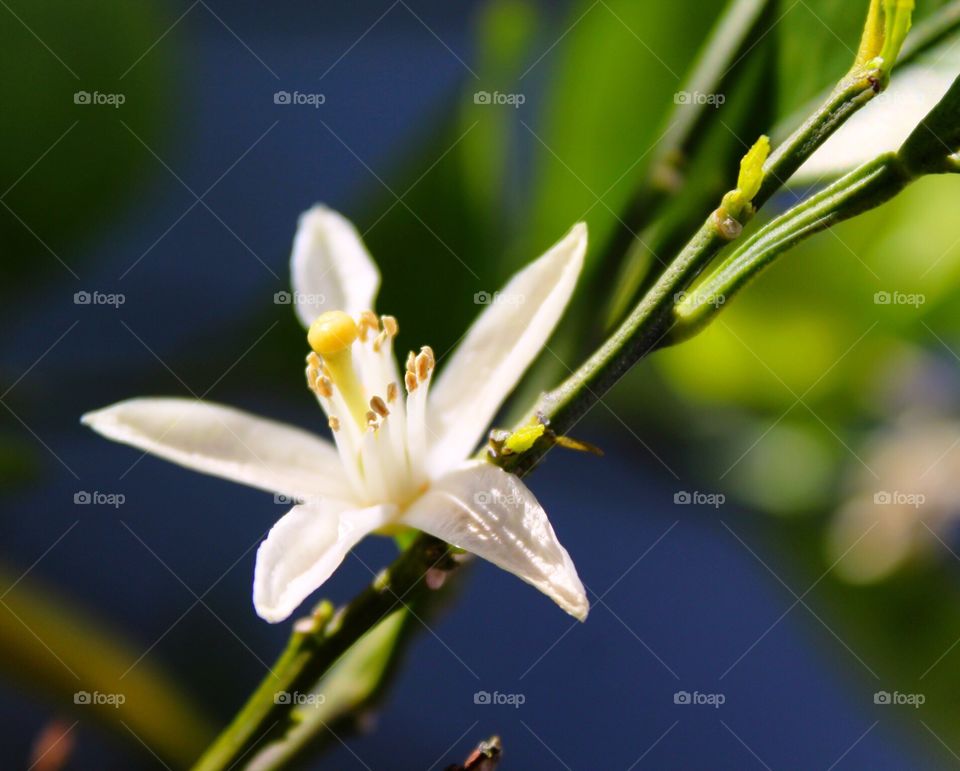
[308,311,358,356]
[370,396,389,418]
[415,346,435,381]
[358,310,379,341]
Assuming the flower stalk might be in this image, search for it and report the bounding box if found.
[603,0,914,330]
[757,0,914,203]
[192,538,457,771]
[670,71,960,339]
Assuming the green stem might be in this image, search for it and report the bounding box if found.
[755,0,917,203]
[191,537,455,770]
[603,0,912,330]
[756,72,880,203]
[499,215,734,477]
[670,153,913,339]
[670,70,960,339]
[769,0,960,160]
[600,0,776,317]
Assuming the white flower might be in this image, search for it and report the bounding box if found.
[83,205,589,623]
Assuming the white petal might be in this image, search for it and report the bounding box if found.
[427,223,587,471]
[402,461,588,620]
[290,205,380,325]
[793,53,960,183]
[254,502,396,622]
[82,397,352,500]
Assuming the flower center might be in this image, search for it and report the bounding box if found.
[303,309,434,506]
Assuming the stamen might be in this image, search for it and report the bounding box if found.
[366,410,379,429]
[387,382,398,403]
[382,315,398,337]
[358,310,379,341]
[415,346,435,381]
[305,355,335,400]
[305,353,321,390]
[404,346,432,475]
[370,395,389,417]
[328,416,340,432]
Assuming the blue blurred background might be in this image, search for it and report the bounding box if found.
[4,0,960,768]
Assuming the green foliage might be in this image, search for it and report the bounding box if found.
[0,566,215,766]
[0,0,171,289]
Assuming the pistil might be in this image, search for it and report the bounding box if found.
[307,311,369,428]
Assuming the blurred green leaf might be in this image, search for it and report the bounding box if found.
[0,0,171,289]
[522,0,724,262]
[0,566,215,766]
